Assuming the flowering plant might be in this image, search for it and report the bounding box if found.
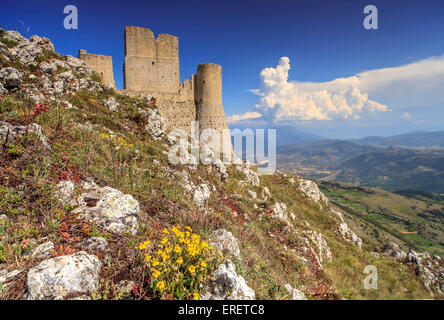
[28,102,48,116]
[138,225,220,300]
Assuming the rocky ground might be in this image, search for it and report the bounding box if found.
[0,28,441,300]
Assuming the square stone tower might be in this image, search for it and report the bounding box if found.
[78,50,115,88]
[124,26,179,92]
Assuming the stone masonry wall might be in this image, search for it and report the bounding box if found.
[124,26,179,93]
[78,50,115,88]
[124,75,196,134]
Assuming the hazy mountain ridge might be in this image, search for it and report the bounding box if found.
[277,131,444,193]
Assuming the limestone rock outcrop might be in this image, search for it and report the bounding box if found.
[284,283,307,300]
[200,260,255,300]
[72,183,140,235]
[209,229,241,259]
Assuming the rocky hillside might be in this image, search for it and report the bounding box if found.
[0,29,442,300]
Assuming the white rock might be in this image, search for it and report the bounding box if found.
[298,179,329,205]
[144,108,166,140]
[212,158,228,182]
[30,35,54,52]
[0,269,23,285]
[272,202,290,224]
[284,284,307,300]
[193,184,211,207]
[210,229,241,259]
[261,186,271,201]
[29,241,54,259]
[382,242,407,261]
[337,222,362,249]
[0,121,50,150]
[247,190,257,200]
[200,260,255,300]
[2,30,25,43]
[79,237,108,252]
[72,185,139,235]
[27,251,101,300]
[54,180,75,206]
[238,166,260,187]
[16,42,42,66]
[104,97,119,112]
[0,67,23,88]
[303,230,332,266]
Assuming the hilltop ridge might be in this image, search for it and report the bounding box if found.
[0,28,442,300]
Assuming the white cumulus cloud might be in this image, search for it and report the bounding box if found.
[253,57,389,121]
[227,111,262,123]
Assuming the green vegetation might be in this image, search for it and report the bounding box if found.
[319,181,444,256]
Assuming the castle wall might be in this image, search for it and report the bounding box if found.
[124,75,196,134]
[124,26,179,93]
[78,50,115,88]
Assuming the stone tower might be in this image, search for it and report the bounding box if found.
[78,50,115,88]
[124,26,179,92]
[195,63,231,151]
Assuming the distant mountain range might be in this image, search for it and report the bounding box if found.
[354,131,444,148]
[277,130,444,193]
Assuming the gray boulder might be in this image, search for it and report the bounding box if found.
[72,185,139,235]
[284,284,307,300]
[209,229,241,259]
[26,251,101,300]
[193,184,211,207]
[0,67,23,89]
[200,260,255,300]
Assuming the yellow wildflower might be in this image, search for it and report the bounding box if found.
[192,292,199,300]
[188,266,196,274]
[176,257,183,264]
[152,269,161,279]
[174,245,182,254]
[156,281,165,291]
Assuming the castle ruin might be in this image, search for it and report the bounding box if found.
[78,26,230,148]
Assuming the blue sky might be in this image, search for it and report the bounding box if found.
[1,0,444,139]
